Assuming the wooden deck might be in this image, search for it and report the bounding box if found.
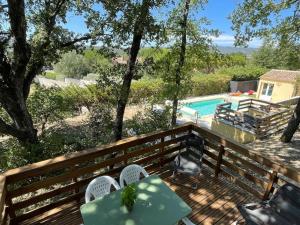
[20,168,257,225]
[2,123,298,225]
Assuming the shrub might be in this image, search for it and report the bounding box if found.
[27,85,74,133]
[61,84,110,112]
[125,106,172,136]
[130,79,164,104]
[0,125,98,170]
[218,65,267,81]
[188,73,231,96]
[42,71,59,80]
[88,104,115,143]
[53,51,91,78]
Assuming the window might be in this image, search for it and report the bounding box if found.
[262,83,268,95]
[261,83,274,97]
[267,84,274,96]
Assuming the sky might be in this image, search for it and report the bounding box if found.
[65,0,263,48]
[195,0,262,47]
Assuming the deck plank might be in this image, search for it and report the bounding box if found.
[20,167,257,225]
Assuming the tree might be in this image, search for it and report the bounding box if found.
[159,0,218,126]
[0,0,105,144]
[281,99,300,142]
[53,51,91,78]
[231,0,300,142]
[231,0,300,47]
[170,0,190,126]
[252,39,300,70]
[95,0,167,141]
[84,49,111,71]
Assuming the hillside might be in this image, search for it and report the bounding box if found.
[217,46,257,55]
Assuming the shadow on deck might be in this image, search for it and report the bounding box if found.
[20,167,256,225]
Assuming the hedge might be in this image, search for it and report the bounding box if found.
[218,65,267,81]
[189,74,231,96]
[129,74,231,104]
[57,70,259,106]
[130,79,163,104]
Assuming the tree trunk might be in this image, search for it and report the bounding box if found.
[171,0,190,127]
[0,89,38,144]
[114,0,150,141]
[280,98,300,142]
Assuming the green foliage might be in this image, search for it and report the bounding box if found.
[42,71,59,80]
[0,107,12,125]
[190,73,231,96]
[218,65,267,81]
[27,85,74,132]
[0,125,98,170]
[252,40,300,70]
[61,85,109,111]
[155,48,192,101]
[138,48,169,62]
[121,184,137,211]
[125,107,172,136]
[88,105,115,143]
[53,51,91,79]
[130,79,163,104]
[225,53,247,67]
[84,49,112,70]
[231,0,300,46]
[83,73,100,80]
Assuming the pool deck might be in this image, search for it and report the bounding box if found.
[246,132,300,171]
[179,93,250,104]
[177,94,251,128]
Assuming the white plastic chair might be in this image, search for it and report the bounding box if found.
[85,175,120,203]
[119,164,149,187]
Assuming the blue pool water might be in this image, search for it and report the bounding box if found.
[183,98,238,117]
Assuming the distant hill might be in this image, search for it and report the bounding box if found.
[217,46,257,55]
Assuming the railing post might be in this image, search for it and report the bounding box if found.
[263,170,278,200]
[71,164,81,203]
[0,176,8,225]
[159,137,165,168]
[5,195,15,222]
[214,145,225,178]
[124,148,128,166]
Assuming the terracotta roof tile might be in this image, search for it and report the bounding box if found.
[260,69,300,83]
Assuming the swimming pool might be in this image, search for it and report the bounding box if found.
[182,98,238,117]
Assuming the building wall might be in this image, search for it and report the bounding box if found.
[257,79,296,102]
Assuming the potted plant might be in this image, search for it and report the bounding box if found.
[121,184,137,212]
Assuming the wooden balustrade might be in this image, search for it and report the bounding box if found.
[0,122,299,225]
[0,176,7,225]
[215,99,293,139]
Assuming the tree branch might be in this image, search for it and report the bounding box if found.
[0,117,25,138]
[7,0,30,80]
[23,0,67,99]
[59,34,94,48]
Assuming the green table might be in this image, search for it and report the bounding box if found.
[80,175,192,225]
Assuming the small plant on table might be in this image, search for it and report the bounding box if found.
[121,184,137,212]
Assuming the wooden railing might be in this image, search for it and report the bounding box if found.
[0,123,299,225]
[215,99,293,139]
[255,108,292,138]
[0,175,6,225]
[237,99,280,112]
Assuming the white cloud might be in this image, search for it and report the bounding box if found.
[211,34,262,48]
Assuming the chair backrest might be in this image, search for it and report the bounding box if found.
[183,134,204,159]
[85,176,120,203]
[269,183,300,222]
[119,164,149,188]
